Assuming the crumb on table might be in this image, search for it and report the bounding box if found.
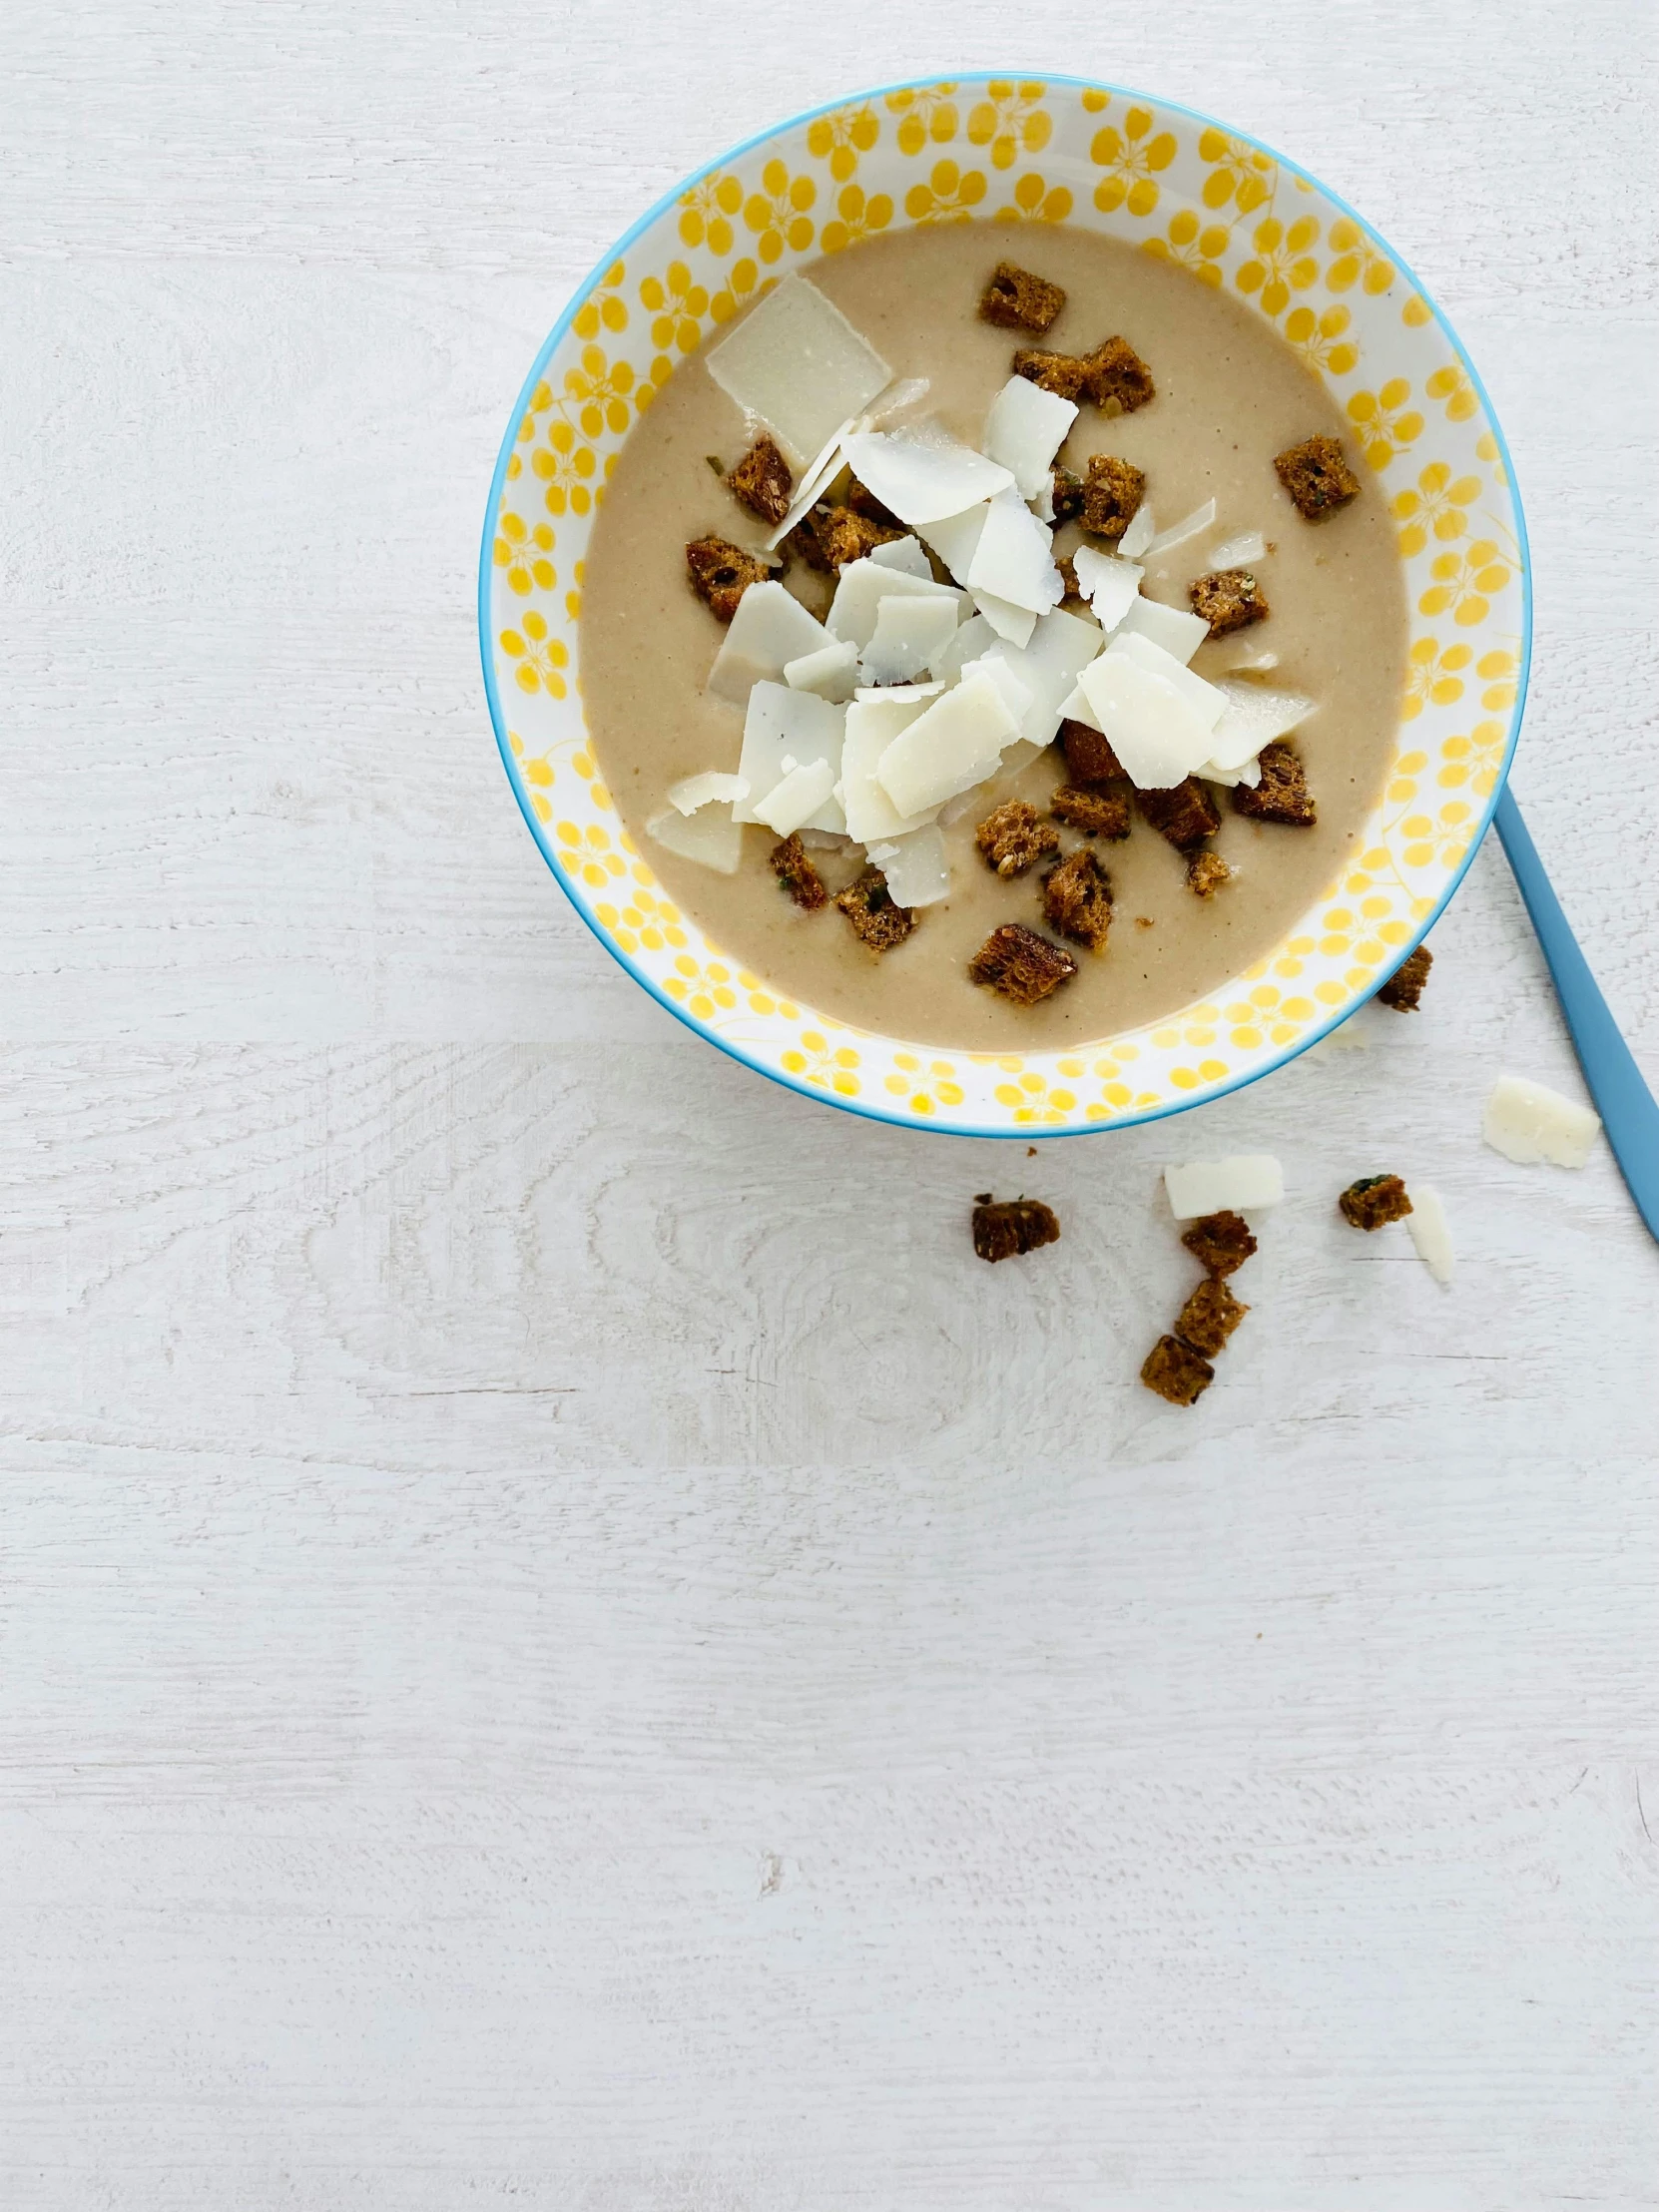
[971,1195,1062,1262]
[1181,1210,1258,1277]
[1174,1276,1250,1357]
[1339,1174,1413,1231]
[1378,944,1433,1011]
[1141,1334,1214,1405]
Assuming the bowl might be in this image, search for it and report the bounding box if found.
[479,73,1529,1137]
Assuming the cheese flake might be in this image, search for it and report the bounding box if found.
[784,638,859,702]
[1404,1185,1454,1285]
[1205,679,1316,771]
[667,771,749,816]
[840,426,1015,526]
[1076,644,1220,789]
[971,589,1039,649]
[1482,1075,1602,1168]
[1071,546,1144,632]
[826,557,965,650]
[866,534,935,579]
[1164,1156,1285,1219]
[733,683,845,831]
[1116,594,1212,666]
[966,492,1064,616]
[752,757,837,836]
[874,667,1021,818]
[705,275,891,466]
[858,595,962,686]
[865,823,950,908]
[838,696,941,843]
[1117,504,1157,560]
[708,580,830,704]
[647,804,745,874]
[982,375,1078,500]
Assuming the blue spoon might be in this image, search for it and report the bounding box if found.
[1492,784,1659,1241]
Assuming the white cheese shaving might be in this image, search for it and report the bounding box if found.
[1209,529,1268,569]
[1109,632,1229,730]
[1074,643,1220,791]
[1205,679,1316,771]
[1117,504,1157,560]
[763,416,856,548]
[874,666,1021,818]
[982,375,1078,501]
[852,680,945,703]
[783,637,859,702]
[865,823,950,908]
[1481,1075,1602,1168]
[966,493,1064,617]
[733,682,845,831]
[918,502,991,587]
[1033,478,1057,525]
[1145,498,1218,557]
[1194,752,1263,788]
[932,612,998,686]
[1164,1155,1285,1219]
[978,607,1104,749]
[855,376,930,430]
[1116,594,1212,666]
[646,803,745,874]
[705,275,891,467]
[1404,1185,1454,1284]
[751,756,837,836]
[866,534,935,579]
[1070,546,1144,633]
[708,580,831,703]
[826,558,965,650]
[1225,646,1280,674]
[667,771,750,816]
[838,696,941,842]
[840,425,1015,526]
[971,589,1038,649]
[858,595,961,686]
[963,651,1034,729]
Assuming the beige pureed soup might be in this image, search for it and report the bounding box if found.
[580,223,1408,1051]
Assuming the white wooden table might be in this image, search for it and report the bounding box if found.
[2,3,1656,2204]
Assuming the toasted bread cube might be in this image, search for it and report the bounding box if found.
[726,436,794,526]
[1186,849,1233,898]
[976,799,1060,879]
[1377,944,1433,1011]
[1041,848,1113,949]
[971,1195,1062,1262]
[1174,1277,1250,1357]
[1011,346,1094,401]
[968,922,1079,1005]
[1232,741,1316,827]
[1060,717,1128,787]
[1141,1334,1214,1405]
[769,832,829,911]
[834,867,915,952]
[1274,433,1361,521]
[1338,1174,1413,1231]
[1050,465,1085,523]
[686,536,771,622]
[1080,454,1147,540]
[1138,778,1221,851]
[813,505,905,570]
[846,475,904,529]
[1085,335,1156,413]
[1050,785,1131,839]
[1190,567,1270,638]
[1180,1210,1258,1277]
[1055,554,1084,607]
[979,261,1067,333]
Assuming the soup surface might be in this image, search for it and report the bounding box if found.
[579,223,1407,1050]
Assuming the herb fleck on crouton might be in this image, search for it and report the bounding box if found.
[1138,778,1221,851]
[1174,1277,1250,1358]
[726,436,794,526]
[1041,848,1113,950]
[1186,849,1233,898]
[1338,1174,1414,1231]
[1080,454,1146,540]
[1274,432,1362,521]
[1084,335,1156,413]
[834,867,915,952]
[685,536,770,622]
[1190,567,1270,638]
[971,1195,1062,1263]
[1180,1210,1258,1278]
[1060,718,1127,787]
[1377,944,1433,1011]
[968,922,1079,1006]
[769,832,828,911]
[1232,742,1316,827]
[1141,1334,1214,1406]
[976,799,1059,879]
[979,261,1067,333]
[1050,785,1131,839]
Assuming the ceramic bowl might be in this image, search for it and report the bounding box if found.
[479,73,1528,1136]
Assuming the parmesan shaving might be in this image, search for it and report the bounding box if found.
[1116,594,1211,666]
[840,425,1015,527]
[857,595,961,686]
[667,771,749,817]
[708,579,831,703]
[1117,504,1157,560]
[978,607,1104,749]
[1075,650,1215,790]
[647,803,744,874]
[874,666,1022,818]
[705,275,891,466]
[838,696,941,843]
[856,377,930,430]
[865,823,950,908]
[826,558,965,651]
[918,502,991,586]
[783,638,859,702]
[971,589,1038,649]
[982,375,1078,501]
[1145,498,1218,557]
[1225,647,1281,674]
[932,612,998,687]
[751,757,837,836]
[1109,632,1228,732]
[732,683,845,832]
[1404,1185,1454,1285]
[866,535,935,579]
[1070,546,1143,633]
[1209,529,1268,569]
[1205,679,1316,770]
[1481,1075,1602,1168]
[763,416,856,548]
[1163,1156,1285,1219]
[965,493,1064,617]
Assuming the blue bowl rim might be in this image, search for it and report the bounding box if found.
[477,69,1531,1143]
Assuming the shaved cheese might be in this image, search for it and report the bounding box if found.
[932,612,998,686]
[763,416,856,548]
[826,557,965,650]
[875,667,1021,817]
[752,756,837,835]
[1071,546,1144,632]
[919,502,992,586]
[1056,677,1101,731]
[1226,646,1280,674]
[1033,477,1057,525]
[852,680,945,703]
[858,595,961,686]
[1405,1185,1454,1285]
[1209,529,1268,568]
[1076,649,1216,790]
[795,827,852,851]
[1194,752,1263,788]
[733,683,845,831]
[856,376,930,430]
[971,589,1038,648]
[1146,498,1217,557]
[1164,1155,1285,1219]
[840,425,1015,526]
[838,696,941,842]
[938,781,992,827]
[1205,679,1316,771]
[647,803,744,874]
[1481,1075,1602,1168]
[667,771,749,816]
[967,493,1064,617]
[1116,594,1211,666]
[1117,504,1157,560]
[866,823,950,908]
[705,275,890,466]
[708,580,830,703]
[978,606,1104,749]
[964,651,1034,729]
[983,375,1078,501]
[1110,632,1228,729]
[867,534,935,579]
[784,637,859,702]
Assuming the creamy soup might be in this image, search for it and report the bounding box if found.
[579,223,1407,1050]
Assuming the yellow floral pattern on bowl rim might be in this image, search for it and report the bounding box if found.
[480,74,1529,1137]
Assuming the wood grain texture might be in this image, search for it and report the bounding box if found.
[1,1,1657,2204]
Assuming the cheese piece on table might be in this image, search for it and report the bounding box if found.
[1071,546,1144,633]
[966,492,1064,617]
[667,771,749,816]
[867,534,935,579]
[839,426,1015,526]
[708,580,830,703]
[733,683,845,831]
[647,803,745,874]
[1164,1156,1285,1219]
[1405,1185,1454,1284]
[1482,1075,1602,1168]
[1074,647,1218,790]
[705,275,891,467]
[838,696,941,843]
[858,595,962,686]
[874,667,1021,818]
[784,637,859,702]
[865,823,950,907]
[1116,594,1212,666]
[982,375,1078,500]
[752,757,837,836]
[826,558,965,650]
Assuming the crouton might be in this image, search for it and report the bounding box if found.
[979,261,1067,333]
[1055,554,1085,607]
[1084,335,1156,413]
[1011,346,1094,402]
[1377,944,1433,1012]
[1180,1210,1258,1277]
[975,799,1060,878]
[1050,465,1085,523]
[1140,1335,1214,1406]
[846,476,904,530]
[769,832,828,911]
[1186,849,1233,898]
[1232,741,1316,827]
[685,536,770,622]
[1049,785,1131,839]
[1041,847,1113,950]
[971,1195,1062,1262]
[812,504,904,570]
[1338,1174,1414,1231]
[726,436,794,527]
[1190,567,1270,638]
[968,922,1079,1005]
[1059,718,1128,787]
[1080,454,1147,540]
[1138,778,1221,851]
[1174,1277,1250,1358]
[833,867,915,952]
[1274,433,1362,522]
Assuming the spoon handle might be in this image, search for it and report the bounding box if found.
[1493,784,1659,1241]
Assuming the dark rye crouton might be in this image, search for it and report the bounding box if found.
[1180,1210,1257,1278]
[833,868,915,952]
[1041,848,1113,950]
[1055,554,1084,607]
[1174,1276,1250,1358]
[1050,785,1131,839]
[1050,465,1085,523]
[846,476,904,530]
[976,799,1059,879]
[686,536,770,622]
[1085,335,1156,413]
[978,260,1067,333]
[1339,1175,1413,1231]
[1080,454,1146,540]
[1060,718,1128,787]
[812,504,904,570]
[769,832,828,911]
[971,1194,1062,1263]
[1274,433,1362,522]
[1190,567,1270,638]
[1186,849,1233,898]
[1232,742,1316,827]
[1011,346,1094,403]
[1377,944,1433,1012]
[1141,1334,1214,1406]
[726,436,793,526]
[968,922,1079,1006]
[1138,779,1221,852]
